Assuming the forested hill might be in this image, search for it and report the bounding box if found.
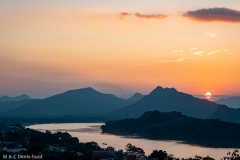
[102,110,240,147]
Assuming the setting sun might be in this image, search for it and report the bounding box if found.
[205,92,212,98]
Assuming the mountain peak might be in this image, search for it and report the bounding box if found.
[155,86,164,90]
[132,92,143,97]
[82,87,95,91]
[150,86,178,96]
[72,87,97,93]
[165,87,177,92]
[0,94,31,102]
[127,92,145,103]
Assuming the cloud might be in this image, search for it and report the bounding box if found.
[119,12,131,19]
[173,50,183,53]
[190,48,198,50]
[183,8,240,23]
[159,57,190,63]
[135,13,167,19]
[205,33,218,38]
[119,12,167,20]
[193,51,204,56]
[207,50,221,56]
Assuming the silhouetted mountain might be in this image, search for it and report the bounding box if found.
[127,93,145,103]
[102,110,240,147]
[0,94,31,102]
[215,96,240,108]
[3,87,133,117]
[0,100,31,113]
[109,86,220,119]
[209,105,240,123]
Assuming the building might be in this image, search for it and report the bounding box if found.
[93,151,118,160]
[46,145,67,153]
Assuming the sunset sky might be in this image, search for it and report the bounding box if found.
[1,0,240,98]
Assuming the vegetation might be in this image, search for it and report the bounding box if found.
[102,110,240,147]
[0,122,239,160]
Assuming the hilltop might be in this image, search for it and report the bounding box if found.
[102,110,240,147]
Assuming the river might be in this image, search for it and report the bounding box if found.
[27,123,238,159]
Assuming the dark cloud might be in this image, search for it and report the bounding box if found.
[119,12,167,20]
[135,13,167,19]
[119,12,131,19]
[183,8,240,23]
[120,12,131,16]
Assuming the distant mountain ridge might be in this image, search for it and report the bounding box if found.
[127,93,145,103]
[0,94,31,102]
[109,86,220,119]
[1,86,240,124]
[3,87,135,117]
[215,96,240,108]
[0,100,31,113]
[209,105,240,123]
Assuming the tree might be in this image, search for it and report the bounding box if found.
[148,150,168,160]
[222,150,240,160]
[125,143,145,155]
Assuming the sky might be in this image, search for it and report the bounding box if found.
[0,0,240,98]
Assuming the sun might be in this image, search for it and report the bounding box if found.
[205,92,212,99]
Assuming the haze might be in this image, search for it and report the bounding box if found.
[0,0,240,98]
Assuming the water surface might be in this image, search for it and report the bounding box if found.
[27,123,238,159]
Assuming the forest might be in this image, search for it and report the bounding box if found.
[102,110,240,147]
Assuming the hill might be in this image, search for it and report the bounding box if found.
[102,110,240,147]
[0,99,31,113]
[209,105,240,123]
[215,96,240,108]
[3,87,133,117]
[109,86,220,119]
[127,93,145,103]
[0,94,31,102]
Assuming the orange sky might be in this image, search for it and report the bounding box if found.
[0,1,240,98]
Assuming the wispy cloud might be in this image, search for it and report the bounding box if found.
[193,51,204,56]
[183,8,240,23]
[190,48,198,50]
[205,33,218,38]
[173,50,183,53]
[159,57,190,63]
[135,13,167,19]
[119,12,167,20]
[119,12,131,19]
[207,50,221,56]
[224,49,228,52]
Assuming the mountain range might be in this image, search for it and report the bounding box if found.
[108,86,221,119]
[209,105,240,123]
[0,100,31,113]
[1,86,240,124]
[215,96,240,108]
[0,94,31,102]
[1,88,143,117]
